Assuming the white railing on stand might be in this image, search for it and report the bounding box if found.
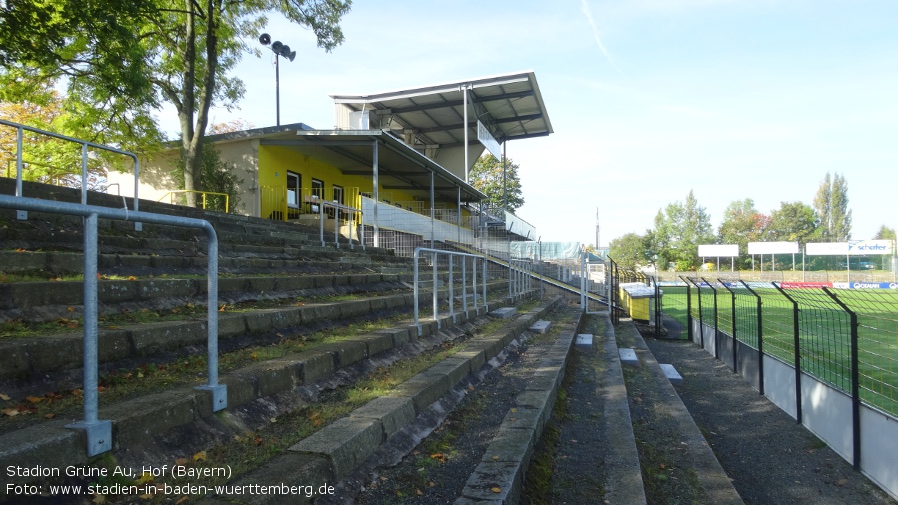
[413,247,487,336]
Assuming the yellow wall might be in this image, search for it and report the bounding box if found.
[258,145,427,219]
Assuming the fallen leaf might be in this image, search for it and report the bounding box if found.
[25,395,44,404]
[175,497,189,505]
[128,276,138,281]
[192,451,207,462]
[92,493,106,504]
[254,437,263,446]
[67,306,75,313]
[491,487,502,493]
[44,413,56,419]
[2,408,19,417]
[175,458,188,466]
[416,489,423,496]
[836,479,848,486]
[491,455,500,461]
[136,472,154,484]
[0,393,11,401]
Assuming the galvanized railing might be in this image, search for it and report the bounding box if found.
[413,247,487,335]
[159,189,230,213]
[1,119,142,231]
[0,194,226,457]
[509,258,534,299]
[314,199,365,250]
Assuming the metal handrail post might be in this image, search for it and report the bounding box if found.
[432,252,439,329]
[413,248,421,334]
[15,126,25,220]
[449,255,455,322]
[0,194,225,456]
[462,256,468,317]
[65,212,111,456]
[482,258,487,307]
[473,257,478,308]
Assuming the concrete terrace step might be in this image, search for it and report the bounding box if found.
[0,282,509,381]
[198,296,564,505]
[0,294,552,500]
[0,272,413,322]
[0,250,406,277]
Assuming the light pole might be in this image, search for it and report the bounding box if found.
[259,33,296,126]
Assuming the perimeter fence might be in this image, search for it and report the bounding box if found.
[663,277,898,487]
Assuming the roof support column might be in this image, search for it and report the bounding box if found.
[457,187,462,246]
[463,83,470,183]
[372,140,379,248]
[430,171,435,248]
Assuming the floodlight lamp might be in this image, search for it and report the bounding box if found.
[271,40,283,53]
[259,33,271,46]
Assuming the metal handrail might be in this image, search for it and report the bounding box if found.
[311,198,365,250]
[159,189,230,213]
[413,247,487,335]
[0,119,141,230]
[0,194,225,457]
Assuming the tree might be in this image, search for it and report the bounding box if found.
[469,154,525,213]
[765,201,819,245]
[813,172,852,241]
[0,88,109,189]
[609,233,647,271]
[648,190,714,271]
[0,0,351,206]
[874,225,896,241]
[717,198,768,269]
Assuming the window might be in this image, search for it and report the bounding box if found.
[310,178,324,213]
[286,172,301,208]
[330,185,344,219]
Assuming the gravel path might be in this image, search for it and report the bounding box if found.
[645,335,897,505]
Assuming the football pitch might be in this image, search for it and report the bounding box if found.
[660,285,898,417]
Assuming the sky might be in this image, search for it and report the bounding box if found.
[167,0,898,246]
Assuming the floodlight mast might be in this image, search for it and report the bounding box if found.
[259,33,296,126]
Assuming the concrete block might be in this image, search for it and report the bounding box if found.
[351,396,416,438]
[499,405,544,434]
[351,333,395,357]
[619,348,640,367]
[0,341,29,379]
[481,427,535,465]
[130,320,206,355]
[218,452,333,505]
[454,348,487,372]
[376,327,411,347]
[301,351,336,384]
[389,369,451,413]
[529,320,551,334]
[428,357,471,387]
[489,307,516,319]
[289,416,384,478]
[459,460,523,504]
[106,389,199,447]
[575,333,594,346]
[320,340,368,369]
[25,336,82,373]
[660,363,684,384]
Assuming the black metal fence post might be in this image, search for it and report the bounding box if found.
[823,287,861,471]
[703,277,720,359]
[720,278,738,374]
[683,277,693,342]
[740,280,764,395]
[774,282,803,424]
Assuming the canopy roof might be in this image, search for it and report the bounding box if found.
[330,71,553,152]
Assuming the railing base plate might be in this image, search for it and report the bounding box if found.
[66,420,112,457]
